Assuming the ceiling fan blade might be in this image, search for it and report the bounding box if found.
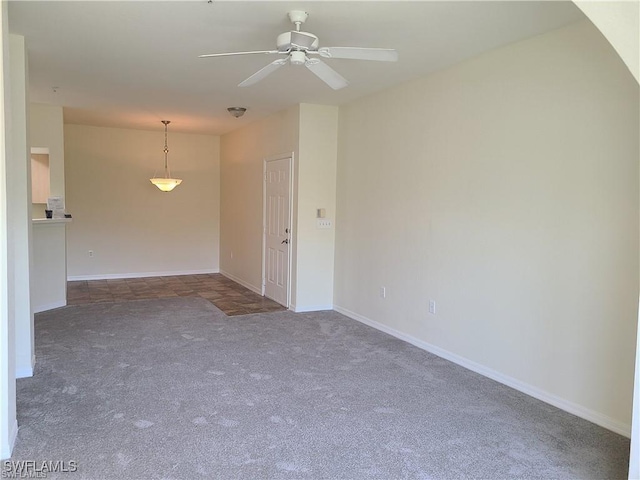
[199,50,281,58]
[317,47,398,62]
[239,58,288,87]
[305,59,348,90]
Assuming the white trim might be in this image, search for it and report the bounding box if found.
[630,297,640,479]
[0,3,14,463]
[219,270,262,295]
[33,300,66,314]
[15,365,32,379]
[1,420,18,460]
[32,218,71,225]
[67,269,219,281]
[287,154,294,309]
[262,161,266,297]
[10,419,17,454]
[334,304,632,438]
[294,304,334,313]
[15,354,34,379]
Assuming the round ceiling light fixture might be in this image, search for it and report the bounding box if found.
[227,107,247,118]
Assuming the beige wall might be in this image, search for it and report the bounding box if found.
[295,104,338,311]
[574,0,639,83]
[65,124,220,279]
[334,20,639,435]
[574,1,640,471]
[219,104,338,311]
[219,106,300,293]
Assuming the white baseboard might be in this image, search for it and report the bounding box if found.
[16,365,33,378]
[9,419,17,458]
[67,269,219,281]
[34,300,66,314]
[294,304,334,313]
[219,270,262,295]
[16,354,35,378]
[1,419,18,460]
[334,304,631,438]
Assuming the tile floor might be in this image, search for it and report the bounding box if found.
[67,273,286,316]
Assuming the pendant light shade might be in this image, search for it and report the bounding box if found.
[150,177,182,192]
[150,120,182,192]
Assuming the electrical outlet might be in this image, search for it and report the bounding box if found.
[429,299,436,315]
[380,287,386,298]
[317,219,332,229]
[88,250,94,258]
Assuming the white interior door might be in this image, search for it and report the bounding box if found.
[263,156,291,307]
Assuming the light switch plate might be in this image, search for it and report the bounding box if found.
[317,219,332,229]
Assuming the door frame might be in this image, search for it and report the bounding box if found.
[262,152,294,308]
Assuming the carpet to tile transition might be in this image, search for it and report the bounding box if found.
[11,297,629,479]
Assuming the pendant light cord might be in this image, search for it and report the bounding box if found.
[162,120,171,178]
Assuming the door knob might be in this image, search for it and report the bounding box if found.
[281,239,289,244]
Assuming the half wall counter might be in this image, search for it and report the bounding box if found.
[32,218,71,313]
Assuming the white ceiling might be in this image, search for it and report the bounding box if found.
[8,1,585,136]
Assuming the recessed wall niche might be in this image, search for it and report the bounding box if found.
[31,147,50,204]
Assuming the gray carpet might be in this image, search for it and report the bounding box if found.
[11,297,629,479]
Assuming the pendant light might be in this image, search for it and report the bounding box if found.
[150,120,182,192]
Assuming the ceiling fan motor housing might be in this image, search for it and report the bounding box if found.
[277,31,319,52]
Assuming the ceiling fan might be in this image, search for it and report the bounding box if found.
[199,10,398,90]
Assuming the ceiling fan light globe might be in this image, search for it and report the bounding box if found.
[290,51,306,65]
